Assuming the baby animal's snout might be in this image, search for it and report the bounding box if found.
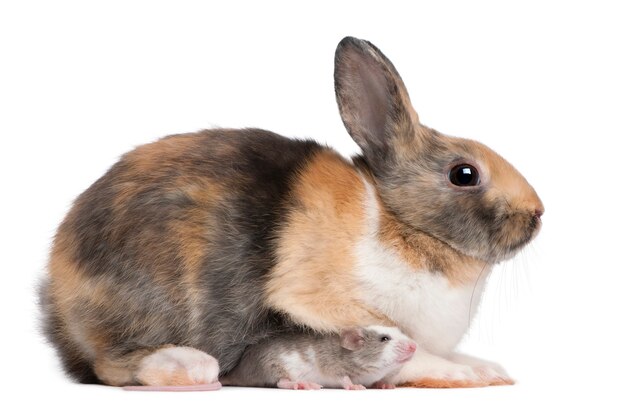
[396,341,417,363]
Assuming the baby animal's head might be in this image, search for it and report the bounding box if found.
[340,325,416,372]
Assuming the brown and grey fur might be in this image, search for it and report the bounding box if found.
[39,37,543,388]
[40,130,323,384]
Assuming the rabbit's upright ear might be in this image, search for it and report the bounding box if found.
[334,37,419,170]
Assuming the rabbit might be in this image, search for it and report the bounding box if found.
[39,36,543,389]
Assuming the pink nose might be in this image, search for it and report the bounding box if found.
[396,341,417,363]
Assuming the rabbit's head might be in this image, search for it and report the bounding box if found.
[335,37,543,264]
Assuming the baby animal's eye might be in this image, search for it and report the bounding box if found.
[449,164,480,187]
[380,335,391,342]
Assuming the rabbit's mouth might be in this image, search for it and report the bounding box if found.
[489,209,542,262]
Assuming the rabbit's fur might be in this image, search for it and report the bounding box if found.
[40,37,542,388]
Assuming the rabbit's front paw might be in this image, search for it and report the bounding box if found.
[450,353,514,386]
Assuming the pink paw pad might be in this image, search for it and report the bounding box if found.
[123,382,222,391]
[277,378,322,390]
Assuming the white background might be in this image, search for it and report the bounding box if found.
[1,1,625,404]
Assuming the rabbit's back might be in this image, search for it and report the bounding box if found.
[41,128,323,382]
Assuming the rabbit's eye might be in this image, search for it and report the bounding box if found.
[449,164,480,187]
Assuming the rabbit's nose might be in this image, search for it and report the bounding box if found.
[534,208,544,219]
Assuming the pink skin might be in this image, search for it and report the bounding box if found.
[123,382,222,391]
[277,378,323,390]
[396,340,417,363]
[341,376,366,390]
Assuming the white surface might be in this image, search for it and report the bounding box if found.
[1,0,625,403]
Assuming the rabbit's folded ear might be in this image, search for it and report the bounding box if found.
[334,37,419,169]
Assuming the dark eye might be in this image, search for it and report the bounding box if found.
[449,164,480,187]
[380,335,391,342]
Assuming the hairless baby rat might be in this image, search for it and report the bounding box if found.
[221,325,416,390]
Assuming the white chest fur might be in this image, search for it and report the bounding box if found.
[355,178,489,355]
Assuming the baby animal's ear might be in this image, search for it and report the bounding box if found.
[340,327,365,351]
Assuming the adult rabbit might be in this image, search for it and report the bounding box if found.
[40,37,543,388]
